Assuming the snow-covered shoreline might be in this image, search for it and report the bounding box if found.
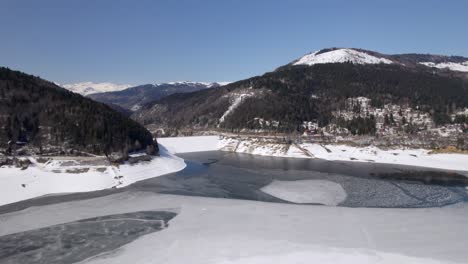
[218,136,468,172]
[0,147,186,206]
[0,136,218,207]
[156,135,468,171]
[157,136,220,153]
[1,135,467,207]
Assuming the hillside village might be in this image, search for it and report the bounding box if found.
[298,97,468,149]
[228,95,468,150]
[328,97,466,135]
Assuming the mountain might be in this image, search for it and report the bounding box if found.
[291,48,394,66]
[132,48,468,139]
[88,81,228,111]
[61,82,132,96]
[0,67,157,156]
[287,48,468,73]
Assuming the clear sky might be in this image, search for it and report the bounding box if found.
[1,0,467,85]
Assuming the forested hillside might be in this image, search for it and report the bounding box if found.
[0,67,157,156]
[133,62,468,134]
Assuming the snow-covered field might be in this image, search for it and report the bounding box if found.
[219,137,468,172]
[1,192,467,264]
[158,136,220,153]
[0,148,185,206]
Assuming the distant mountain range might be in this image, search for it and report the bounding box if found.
[88,82,229,111]
[61,82,132,96]
[130,48,468,138]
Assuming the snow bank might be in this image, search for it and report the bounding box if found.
[2,192,467,264]
[0,149,185,206]
[260,180,347,205]
[294,49,393,66]
[301,143,468,171]
[219,137,309,158]
[157,136,220,153]
[219,137,468,171]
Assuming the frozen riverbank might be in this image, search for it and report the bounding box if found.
[157,136,220,153]
[218,136,468,172]
[0,148,186,206]
[155,136,468,171]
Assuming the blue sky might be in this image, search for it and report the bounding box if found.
[1,0,467,85]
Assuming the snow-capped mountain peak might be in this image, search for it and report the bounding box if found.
[61,82,132,96]
[293,48,394,66]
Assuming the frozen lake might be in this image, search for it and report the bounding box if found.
[0,151,467,263]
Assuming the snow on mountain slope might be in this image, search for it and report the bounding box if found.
[293,48,394,66]
[419,61,468,72]
[219,90,255,124]
[62,82,132,96]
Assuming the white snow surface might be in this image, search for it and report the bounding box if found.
[293,48,394,66]
[1,192,467,264]
[219,137,468,171]
[419,61,468,72]
[260,180,347,205]
[157,136,220,153]
[61,82,132,96]
[0,148,185,206]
